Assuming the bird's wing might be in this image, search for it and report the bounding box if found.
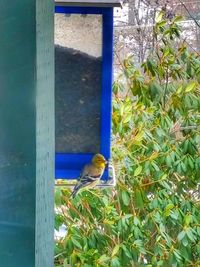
[71,164,103,198]
[78,165,99,184]
[73,164,100,188]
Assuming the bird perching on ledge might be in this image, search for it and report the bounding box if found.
[70,154,107,198]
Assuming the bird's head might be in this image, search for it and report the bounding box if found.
[92,153,107,168]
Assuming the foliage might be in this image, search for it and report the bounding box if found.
[55,15,200,267]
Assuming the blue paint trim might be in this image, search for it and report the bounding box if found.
[55,6,113,180]
[56,153,93,179]
[101,8,113,161]
[56,153,109,179]
[55,6,105,14]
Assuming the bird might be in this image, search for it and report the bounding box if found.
[70,154,107,198]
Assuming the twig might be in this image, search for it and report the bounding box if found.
[163,65,169,109]
[141,177,167,188]
[54,251,66,259]
[178,0,200,28]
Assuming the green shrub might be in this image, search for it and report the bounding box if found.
[55,15,200,267]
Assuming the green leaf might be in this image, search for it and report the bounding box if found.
[98,254,110,264]
[180,246,190,261]
[177,230,185,241]
[185,81,197,93]
[147,59,156,76]
[197,227,200,236]
[121,191,130,206]
[173,15,183,22]
[170,210,179,220]
[159,181,172,191]
[165,203,174,210]
[173,249,182,261]
[134,239,143,247]
[184,214,192,226]
[159,223,165,234]
[151,162,160,172]
[182,236,189,247]
[121,245,132,259]
[134,166,142,176]
[186,228,196,242]
[134,189,144,209]
[149,82,162,98]
[176,85,183,94]
[55,188,62,206]
[55,214,64,231]
[71,237,82,250]
[111,257,121,267]
[165,155,172,167]
[164,203,174,217]
[156,11,164,23]
[64,258,69,267]
[133,217,140,226]
[112,244,120,257]
[123,113,132,124]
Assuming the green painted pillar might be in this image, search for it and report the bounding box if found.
[0,1,54,267]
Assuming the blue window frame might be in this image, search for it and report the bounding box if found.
[55,6,113,180]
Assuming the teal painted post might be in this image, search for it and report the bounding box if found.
[0,1,54,267]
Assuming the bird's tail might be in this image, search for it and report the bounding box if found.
[70,189,78,198]
[70,184,81,198]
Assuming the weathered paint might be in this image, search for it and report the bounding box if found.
[0,1,54,266]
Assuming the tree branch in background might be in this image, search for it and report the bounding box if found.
[178,0,200,28]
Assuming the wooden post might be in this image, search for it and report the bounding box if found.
[0,1,54,267]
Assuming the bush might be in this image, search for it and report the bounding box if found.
[55,14,200,267]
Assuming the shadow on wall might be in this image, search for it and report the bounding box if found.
[55,45,102,154]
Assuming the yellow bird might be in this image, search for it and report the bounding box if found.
[71,154,107,198]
